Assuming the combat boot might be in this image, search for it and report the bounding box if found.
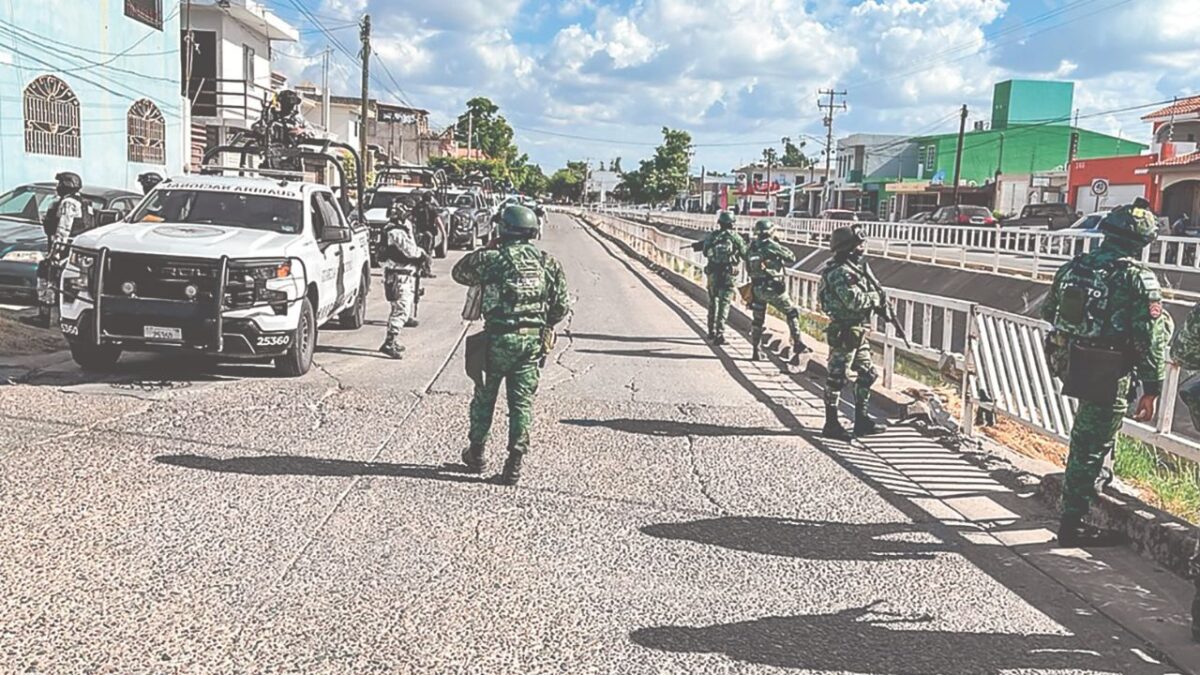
[378,336,405,359]
[853,396,887,436]
[404,318,420,328]
[1057,516,1125,548]
[460,443,485,474]
[497,450,525,486]
[821,405,852,442]
[712,334,727,346]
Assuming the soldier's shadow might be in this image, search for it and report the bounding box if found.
[631,601,1104,675]
[155,454,486,484]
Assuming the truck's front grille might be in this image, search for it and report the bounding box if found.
[105,253,221,302]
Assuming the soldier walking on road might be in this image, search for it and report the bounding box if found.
[746,219,812,362]
[378,199,427,359]
[1041,203,1172,547]
[817,226,887,441]
[453,205,570,486]
[1169,302,1200,640]
[699,211,747,345]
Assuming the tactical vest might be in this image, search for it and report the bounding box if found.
[42,196,94,238]
[1052,256,1135,340]
[486,245,550,326]
[707,231,738,266]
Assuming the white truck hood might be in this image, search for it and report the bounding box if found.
[73,222,304,259]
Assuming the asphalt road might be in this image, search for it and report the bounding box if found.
[0,213,1189,673]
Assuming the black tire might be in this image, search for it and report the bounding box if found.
[275,298,315,377]
[68,339,121,372]
[339,270,369,329]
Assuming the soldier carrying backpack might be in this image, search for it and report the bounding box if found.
[1041,201,1173,547]
[699,211,748,345]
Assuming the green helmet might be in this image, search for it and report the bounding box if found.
[1098,204,1158,246]
[754,219,775,236]
[830,226,865,254]
[717,211,736,228]
[497,204,540,238]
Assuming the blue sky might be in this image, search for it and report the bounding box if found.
[267,0,1199,174]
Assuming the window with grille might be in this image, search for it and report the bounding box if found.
[925,145,936,170]
[125,0,162,29]
[127,99,166,164]
[24,75,81,158]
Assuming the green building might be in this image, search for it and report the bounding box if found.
[992,80,1075,129]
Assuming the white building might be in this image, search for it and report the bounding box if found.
[181,0,299,168]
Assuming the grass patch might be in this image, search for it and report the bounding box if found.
[1114,436,1200,522]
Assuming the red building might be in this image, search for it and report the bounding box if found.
[1066,154,1158,213]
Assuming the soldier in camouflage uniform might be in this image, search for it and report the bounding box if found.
[1041,203,1171,547]
[378,199,427,359]
[1171,303,1200,641]
[700,211,748,345]
[818,226,886,440]
[452,205,570,486]
[746,219,811,361]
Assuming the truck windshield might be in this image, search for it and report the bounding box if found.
[131,189,304,234]
[367,191,417,210]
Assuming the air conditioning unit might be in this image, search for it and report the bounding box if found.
[973,121,987,132]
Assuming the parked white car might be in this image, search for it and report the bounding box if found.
[58,175,371,376]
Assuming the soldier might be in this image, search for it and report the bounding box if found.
[36,172,88,326]
[1041,204,1171,547]
[746,218,811,361]
[453,205,570,486]
[700,211,748,344]
[817,226,887,440]
[378,199,426,359]
[136,172,163,195]
[411,190,441,278]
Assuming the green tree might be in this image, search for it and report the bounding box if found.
[454,97,519,166]
[624,127,692,203]
[781,137,809,167]
[548,161,588,202]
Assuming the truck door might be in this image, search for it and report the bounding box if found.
[310,192,344,323]
[316,191,357,312]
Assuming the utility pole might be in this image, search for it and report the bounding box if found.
[467,112,474,156]
[321,48,331,132]
[951,103,968,205]
[358,15,371,176]
[818,88,847,209]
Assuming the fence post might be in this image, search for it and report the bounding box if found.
[1158,361,1182,434]
[961,304,979,438]
[882,312,896,390]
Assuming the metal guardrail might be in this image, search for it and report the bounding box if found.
[584,210,1200,466]
[599,207,1200,299]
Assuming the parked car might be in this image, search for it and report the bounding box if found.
[0,182,140,309]
[1005,202,1076,230]
[903,211,933,223]
[818,209,857,221]
[930,205,996,226]
[785,210,812,219]
[363,186,448,265]
[854,211,879,222]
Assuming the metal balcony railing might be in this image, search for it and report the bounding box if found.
[187,77,272,122]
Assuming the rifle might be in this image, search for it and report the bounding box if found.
[847,260,911,349]
[681,240,704,252]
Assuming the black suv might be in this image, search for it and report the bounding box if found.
[446,189,493,249]
[1004,203,1076,230]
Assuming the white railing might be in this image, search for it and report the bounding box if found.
[585,210,1200,465]
[597,206,1200,298]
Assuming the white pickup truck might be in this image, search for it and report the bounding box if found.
[58,174,371,376]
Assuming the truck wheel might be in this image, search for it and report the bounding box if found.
[339,270,369,329]
[68,339,122,372]
[275,298,315,377]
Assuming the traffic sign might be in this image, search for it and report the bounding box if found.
[1090,178,1109,196]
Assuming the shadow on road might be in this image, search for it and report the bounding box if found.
[560,418,792,437]
[155,454,486,484]
[640,516,952,562]
[569,332,704,346]
[315,345,393,360]
[574,347,713,361]
[630,601,1103,675]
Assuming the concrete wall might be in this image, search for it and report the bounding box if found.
[0,0,184,190]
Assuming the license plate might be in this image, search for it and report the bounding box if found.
[144,325,182,341]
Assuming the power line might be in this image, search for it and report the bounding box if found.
[0,25,179,84]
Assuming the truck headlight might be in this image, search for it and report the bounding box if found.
[68,249,97,270]
[228,259,298,307]
[1,249,44,263]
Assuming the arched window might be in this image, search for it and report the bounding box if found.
[127,99,165,164]
[24,75,80,157]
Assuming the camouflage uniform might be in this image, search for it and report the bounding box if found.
[1041,204,1171,545]
[379,213,423,358]
[1171,303,1200,640]
[452,206,570,485]
[818,248,882,439]
[701,212,747,344]
[746,220,808,360]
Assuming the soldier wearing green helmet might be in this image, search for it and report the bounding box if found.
[745,218,811,362]
[1041,200,1172,547]
[818,225,887,440]
[452,205,571,485]
[699,210,748,344]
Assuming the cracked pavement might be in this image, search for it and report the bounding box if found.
[0,213,1190,673]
